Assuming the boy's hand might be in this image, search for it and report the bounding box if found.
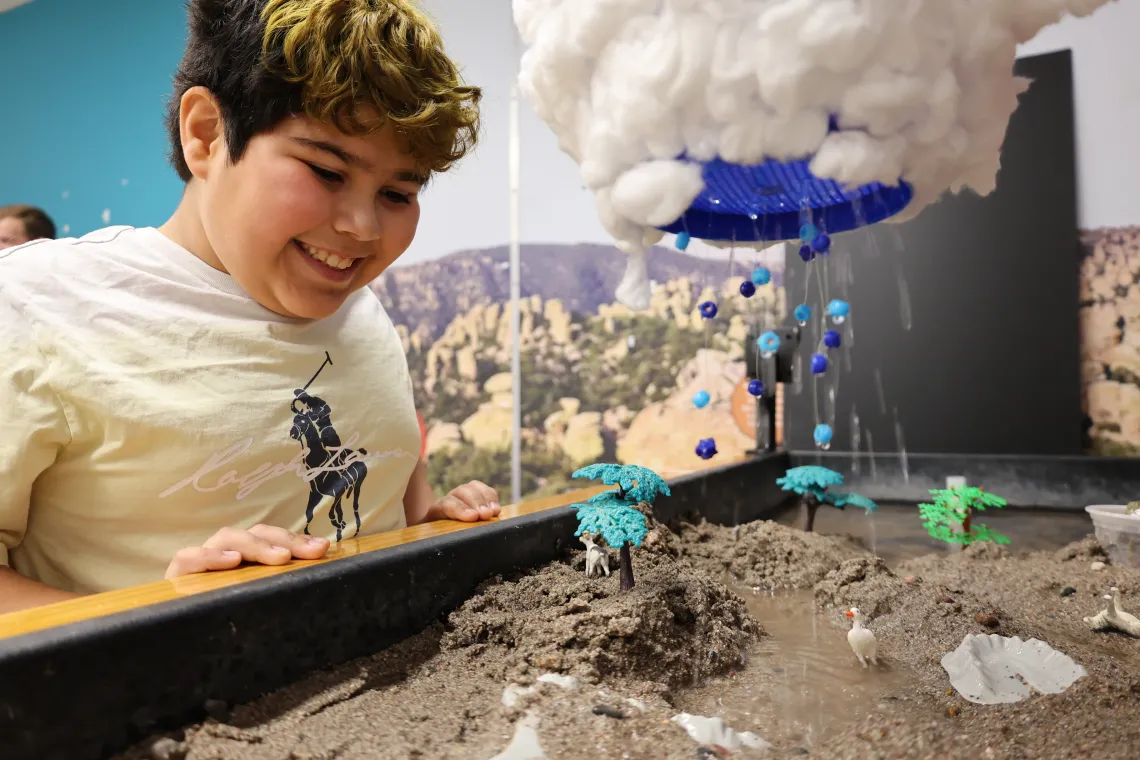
[432,481,501,522]
[164,524,330,580]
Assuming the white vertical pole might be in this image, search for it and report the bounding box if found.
[508,79,522,505]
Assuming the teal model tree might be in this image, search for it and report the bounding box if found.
[918,485,1010,546]
[571,463,672,591]
[776,466,878,532]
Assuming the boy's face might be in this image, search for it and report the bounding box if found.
[195,111,426,320]
[0,217,30,250]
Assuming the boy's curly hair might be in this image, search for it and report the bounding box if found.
[165,0,481,181]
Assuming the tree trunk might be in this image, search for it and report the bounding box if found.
[619,542,635,591]
[802,496,819,533]
[961,508,972,539]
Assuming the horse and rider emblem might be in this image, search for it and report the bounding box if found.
[289,352,369,541]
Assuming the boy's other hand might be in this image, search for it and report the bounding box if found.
[434,481,501,522]
[164,524,330,580]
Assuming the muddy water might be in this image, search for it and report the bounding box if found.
[678,506,1094,750]
[775,503,1093,563]
[681,588,911,751]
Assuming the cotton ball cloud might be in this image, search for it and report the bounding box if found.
[515,0,1114,257]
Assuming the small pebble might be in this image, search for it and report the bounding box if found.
[1061,586,1077,597]
[937,595,955,604]
[946,705,960,718]
[592,704,626,719]
[203,699,230,722]
[904,575,917,585]
[945,689,954,696]
[148,738,187,760]
[791,750,810,756]
[1091,561,1106,571]
[975,613,1000,628]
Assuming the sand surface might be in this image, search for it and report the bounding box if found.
[121,519,1140,760]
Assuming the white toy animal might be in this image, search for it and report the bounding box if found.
[1085,587,1140,637]
[580,534,610,578]
[846,607,879,668]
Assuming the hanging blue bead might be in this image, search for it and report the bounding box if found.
[810,353,828,374]
[811,233,831,255]
[675,231,691,251]
[799,223,819,243]
[793,303,812,325]
[747,379,764,397]
[692,390,711,409]
[695,438,718,460]
[823,330,842,349]
[814,424,833,448]
[798,244,814,263]
[757,331,781,356]
[751,267,771,286]
[739,280,756,298]
[826,299,850,324]
[698,301,718,319]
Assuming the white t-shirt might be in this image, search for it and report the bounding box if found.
[0,226,420,593]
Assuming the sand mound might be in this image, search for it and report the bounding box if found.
[679,519,869,590]
[815,537,1140,760]
[1056,534,1109,563]
[443,550,760,691]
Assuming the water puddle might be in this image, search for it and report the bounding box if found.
[680,588,912,750]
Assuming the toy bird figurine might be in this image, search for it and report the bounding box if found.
[845,607,879,668]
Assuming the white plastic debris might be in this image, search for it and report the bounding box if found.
[671,713,771,753]
[490,713,546,760]
[536,673,580,689]
[941,634,1087,704]
[1084,587,1140,637]
[1090,561,1107,571]
[502,673,579,709]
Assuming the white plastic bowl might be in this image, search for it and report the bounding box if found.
[1085,505,1140,569]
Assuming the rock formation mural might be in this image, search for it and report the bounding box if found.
[374,243,785,500]
[1080,226,1140,456]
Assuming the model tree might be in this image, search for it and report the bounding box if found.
[776,466,878,532]
[918,485,1010,546]
[571,463,671,591]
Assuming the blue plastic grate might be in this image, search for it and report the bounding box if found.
[657,156,913,242]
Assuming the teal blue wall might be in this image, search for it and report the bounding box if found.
[0,0,187,236]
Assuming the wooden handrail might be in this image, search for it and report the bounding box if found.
[0,485,606,641]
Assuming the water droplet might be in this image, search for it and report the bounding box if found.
[760,350,774,360]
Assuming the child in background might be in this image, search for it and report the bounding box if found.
[0,0,499,614]
[0,204,56,249]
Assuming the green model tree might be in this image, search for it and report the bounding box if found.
[918,485,1010,546]
[776,466,877,532]
[571,463,671,590]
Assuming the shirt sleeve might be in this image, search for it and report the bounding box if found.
[0,347,70,567]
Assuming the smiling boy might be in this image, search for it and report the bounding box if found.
[0,0,499,613]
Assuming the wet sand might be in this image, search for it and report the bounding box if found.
[121,507,1139,760]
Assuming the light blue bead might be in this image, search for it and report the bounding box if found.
[757,331,781,354]
[814,424,834,445]
[794,303,812,324]
[692,390,711,409]
[799,223,819,243]
[675,231,691,251]
[827,299,851,319]
[751,267,771,286]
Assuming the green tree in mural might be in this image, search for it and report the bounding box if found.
[776,466,878,532]
[918,485,1010,546]
[571,463,671,590]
